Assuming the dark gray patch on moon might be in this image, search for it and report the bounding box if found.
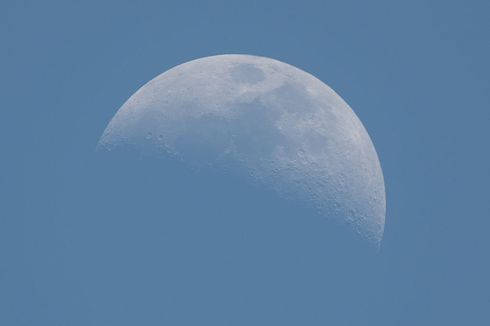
[230,64,265,84]
[231,100,284,158]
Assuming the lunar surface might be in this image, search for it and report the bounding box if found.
[98,54,386,245]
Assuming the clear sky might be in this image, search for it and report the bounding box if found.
[1,0,489,325]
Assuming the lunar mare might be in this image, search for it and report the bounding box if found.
[98,54,386,244]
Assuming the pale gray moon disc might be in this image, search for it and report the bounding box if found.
[98,54,386,244]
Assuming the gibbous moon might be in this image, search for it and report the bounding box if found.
[98,54,386,245]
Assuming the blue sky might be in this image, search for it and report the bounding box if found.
[1,0,489,325]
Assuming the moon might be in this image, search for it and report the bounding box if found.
[98,54,386,245]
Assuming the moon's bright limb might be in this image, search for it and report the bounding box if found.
[98,54,386,245]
